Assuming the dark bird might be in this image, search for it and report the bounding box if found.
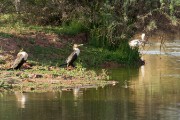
[60,44,83,68]
[9,51,28,70]
[129,33,146,48]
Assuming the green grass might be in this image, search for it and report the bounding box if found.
[0,13,141,67]
[15,37,140,68]
[1,65,109,82]
[0,14,87,36]
[27,45,66,66]
[80,45,140,67]
[24,43,140,68]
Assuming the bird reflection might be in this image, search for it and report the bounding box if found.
[72,87,81,107]
[73,87,80,100]
[122,80,129,88]
[141,65,145,78]
[140,56,145,79]
[15,92,26,108]
[123,80,128,88]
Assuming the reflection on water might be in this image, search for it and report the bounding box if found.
[0,40,180,120]
[15,92,26,109]
[73,87,80,99]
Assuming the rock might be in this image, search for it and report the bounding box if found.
[5,78,21,84]
[28,74,43,78]
[35,74,43,78]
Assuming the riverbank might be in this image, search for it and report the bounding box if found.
[0,21,138,92]
[0,11,178,92]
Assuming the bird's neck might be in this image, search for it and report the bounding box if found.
[142,38,145,41]
[18,52,28,60]
[141,34,145,41]
[74,48,80,56]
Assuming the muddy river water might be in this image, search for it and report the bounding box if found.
[0,39,180,120]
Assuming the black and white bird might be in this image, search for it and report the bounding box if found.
[60,44,83,68]
[9,51,28,70]
[129,33,146,48]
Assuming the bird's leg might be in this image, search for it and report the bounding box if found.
[66,63,72,70]
[71,64,75,68]
[67,63,69,68]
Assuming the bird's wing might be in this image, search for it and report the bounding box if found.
[66,51,76,63]
[132,39,140,43]
[11,54,24,69]
[69,53,77,64]
[129,39,141,46]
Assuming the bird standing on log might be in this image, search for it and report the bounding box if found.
[9,51,28,70]
[129,33,146,48]
[60,44,83,68]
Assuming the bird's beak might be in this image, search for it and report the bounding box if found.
[78,44,83,47]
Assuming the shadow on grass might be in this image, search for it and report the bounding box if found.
[0,32,14,38]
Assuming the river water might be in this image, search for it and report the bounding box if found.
[0,40,180,120]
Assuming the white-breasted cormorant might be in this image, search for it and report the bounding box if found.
[60,44,83,68]
[9,51,28,70]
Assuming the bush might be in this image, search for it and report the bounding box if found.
[60,20,88,35]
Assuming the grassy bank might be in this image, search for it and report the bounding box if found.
[0,14,139,92]
[0,65,120,93]
[0,14,141,68]
[0,65,117,92]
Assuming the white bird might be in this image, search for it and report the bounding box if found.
[129,33,146,48]
[10,51,28,70]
